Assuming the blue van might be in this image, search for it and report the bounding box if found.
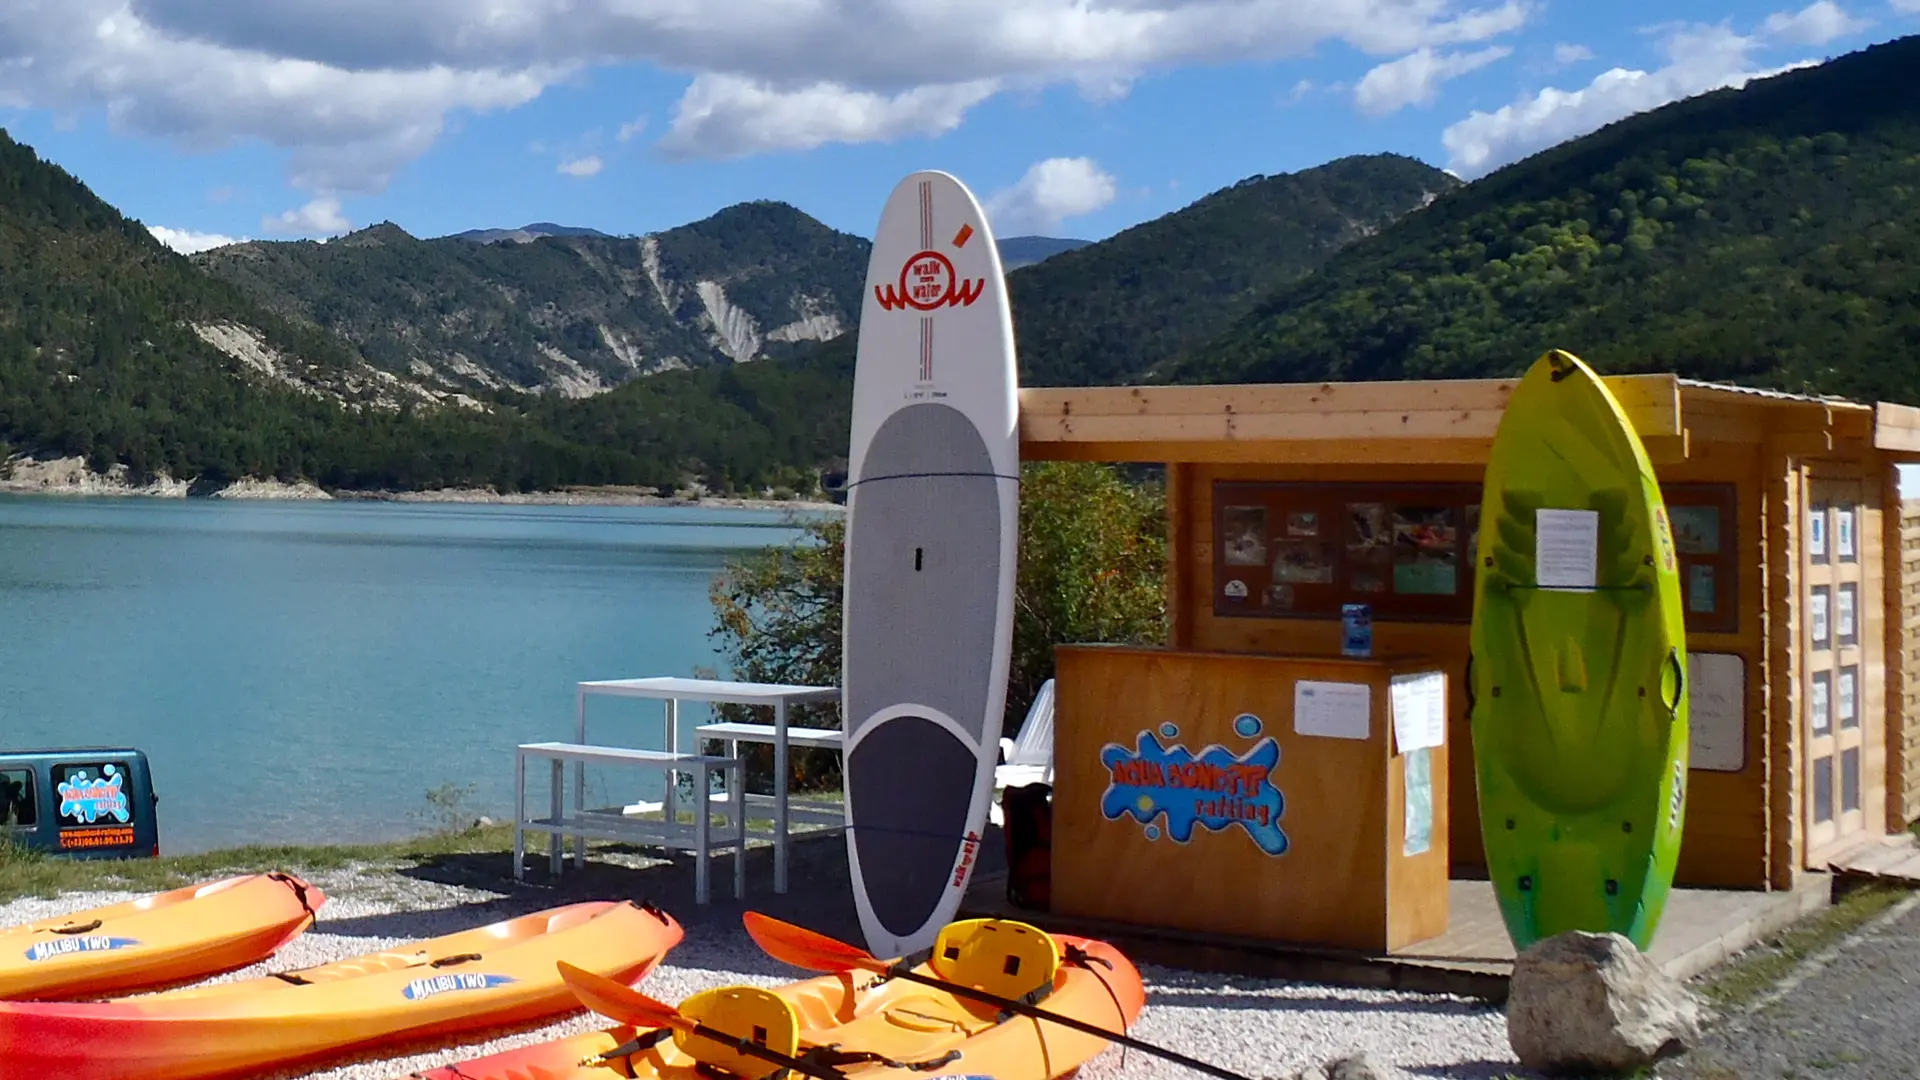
[0,748,161,860]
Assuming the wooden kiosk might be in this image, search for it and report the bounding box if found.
[1017,373,1920,956]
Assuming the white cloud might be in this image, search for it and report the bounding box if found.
[1762,1,1872,43]
[1440,18,1823,178]
[557,155,603,177]
[30,0,1538,174]
[1353,44,1512,115]
[1894,0,1920,13]
[147,224,244,253]
[0,3,553,195]
[657,76,1000,160]
[1553,43,1594,64]
[261,196,351,237]
[986,157,1118,235]
[616,116,648,142]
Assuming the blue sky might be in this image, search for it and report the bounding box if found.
[0,0,1911,254]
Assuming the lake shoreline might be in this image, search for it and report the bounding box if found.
[0,454,843,514]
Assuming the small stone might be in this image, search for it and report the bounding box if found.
[1507,930,1708,1075]
[1290,1067,1329,1080]
[1326,1051,1406,1079]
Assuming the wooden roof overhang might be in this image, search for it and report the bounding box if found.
[1015,375,1920,466]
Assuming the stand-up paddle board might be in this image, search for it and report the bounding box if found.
[1469,348,1689,953]
[841,171,1019,958]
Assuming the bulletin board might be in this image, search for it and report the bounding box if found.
[1211,479,1740,632]
[1212,481,1481,623]
[1662,483,1740,635]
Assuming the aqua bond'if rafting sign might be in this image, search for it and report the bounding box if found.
[1098,713,1288,855]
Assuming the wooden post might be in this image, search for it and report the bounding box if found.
[1885,465,1920,830]
[1764,444,1803,891]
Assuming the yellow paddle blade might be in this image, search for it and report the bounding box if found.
[676,984,803,1080]
[928,918,1059,1000]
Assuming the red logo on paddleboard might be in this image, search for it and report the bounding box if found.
[951,830,981,887]
[877,250,985,312]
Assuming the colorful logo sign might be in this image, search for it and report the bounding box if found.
[27,936,140,962]
[58,766,129,825]
[1098,715,1288,855]
[402,972,518,1001]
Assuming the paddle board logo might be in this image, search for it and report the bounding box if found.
[57,766,130,824]
[26,935,140,962]
[876,248,985,313]
[951,830,982,888]
[402,972,518,1001]
[875,180,988,388]
[1099,716,1288,855]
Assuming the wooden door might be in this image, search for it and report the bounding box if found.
[1803,475,1882,863]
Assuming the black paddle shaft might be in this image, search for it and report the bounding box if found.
[688,1020,847,1080]
[886,967,1253,1080]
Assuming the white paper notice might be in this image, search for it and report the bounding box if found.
[1294,680,1371,740]
[1688,652,1746,772]
[1389,671,1447,753]
[1536,508,1600,589]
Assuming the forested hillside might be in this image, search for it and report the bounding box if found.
[0,129,869,493]
[195,202,871,399]
[1167,35,1920,405]
[1008,153,1456,386]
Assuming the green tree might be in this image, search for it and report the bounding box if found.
[704,462,1168,792]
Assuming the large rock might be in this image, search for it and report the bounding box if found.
[1507,930,1707,1074]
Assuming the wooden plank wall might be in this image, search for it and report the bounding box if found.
[1176,444,1774,888]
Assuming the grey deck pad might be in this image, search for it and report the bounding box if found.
[844,402,1011,940]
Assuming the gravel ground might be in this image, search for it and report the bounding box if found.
[1,834,1524,1080]
[1656,891,1920,1080]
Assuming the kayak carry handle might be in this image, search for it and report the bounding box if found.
[51,920,104,935]
[430,952,484,968]
[1664,647,1685,720]
[1464,652,1476,717]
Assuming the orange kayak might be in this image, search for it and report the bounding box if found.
[0,898,684,1080]
[0,872,322,1001]
[405,926,1144,1080]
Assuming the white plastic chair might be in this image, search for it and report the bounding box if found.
[989,679,1055,825]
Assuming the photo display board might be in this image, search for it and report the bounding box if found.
[1212,480,1738,631]
[1213,481,1481,622]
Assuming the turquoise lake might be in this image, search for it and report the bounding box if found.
[0,496,825,854]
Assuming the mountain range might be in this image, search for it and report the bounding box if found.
[0,32,1914,496]
[446,222,1087,272]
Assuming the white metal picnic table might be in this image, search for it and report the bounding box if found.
[571,676,841,893]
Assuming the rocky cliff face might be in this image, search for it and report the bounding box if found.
[192,201,872,401]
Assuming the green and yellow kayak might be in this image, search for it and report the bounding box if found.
[1469,348,1689,952]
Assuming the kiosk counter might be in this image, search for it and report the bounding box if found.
[1048,643,1451,952]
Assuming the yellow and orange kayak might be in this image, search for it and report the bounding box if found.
[0,898,684,1080]
[0,872,322,1001]
[405,926,1145,1080]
